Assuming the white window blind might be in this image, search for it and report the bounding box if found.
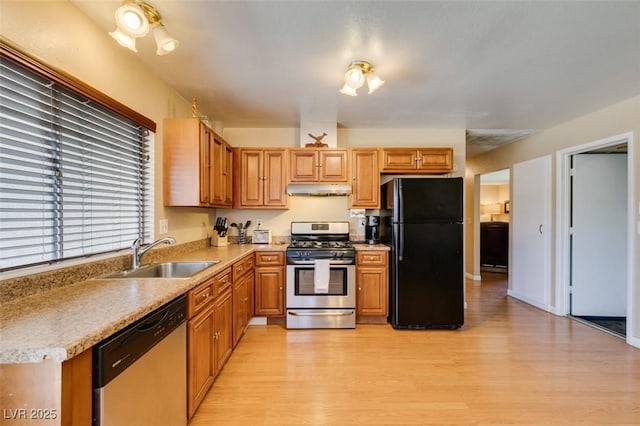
[0,55,153,271]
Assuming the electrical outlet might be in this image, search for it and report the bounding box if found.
[159,219,169,234]
[358,218,366,228]
[256,218,263,228]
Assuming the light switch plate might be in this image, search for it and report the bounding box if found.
[159,219,169,234]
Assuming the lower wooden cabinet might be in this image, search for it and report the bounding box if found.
[187,302,215,418]
[186,267,233,419]
[254,251,285,316]
[232,254,254,347]
[356,251,389,324]
[213,287,233,371]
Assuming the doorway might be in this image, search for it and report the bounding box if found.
[479,170,510,276]
[556,133,634,342]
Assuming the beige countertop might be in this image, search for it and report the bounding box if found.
[352,243,390,251]
[0,243,287,364]
[0,242,386,364]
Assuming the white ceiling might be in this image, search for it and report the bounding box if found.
[71,1,640,156]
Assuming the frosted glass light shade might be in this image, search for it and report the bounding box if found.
[109,28,138,52]
[339,83,358,96]
[366,72,385,94]
[153,25,179,55]
[115,3,150,37]
[345,67,365,89]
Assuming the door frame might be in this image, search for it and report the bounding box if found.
[555,131,636,346]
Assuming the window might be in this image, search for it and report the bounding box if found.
[0,48,154,271]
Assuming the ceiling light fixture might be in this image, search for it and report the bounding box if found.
[339,60,385,96]
[109,0,178,55]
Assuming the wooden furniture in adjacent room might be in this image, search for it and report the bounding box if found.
[480,221,509,269]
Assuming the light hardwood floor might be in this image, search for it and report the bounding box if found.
[189,274,640,425]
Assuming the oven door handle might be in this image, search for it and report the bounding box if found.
[288,311,355,317]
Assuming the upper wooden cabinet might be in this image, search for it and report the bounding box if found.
[349,148,380,208]
[163,118,233,207]
[211,136,233,208]
[234,148,288,209]
[380,147,453,174]
[289,148,348,182]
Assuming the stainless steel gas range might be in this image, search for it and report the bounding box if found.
[286,221,356,329]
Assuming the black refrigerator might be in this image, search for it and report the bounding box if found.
[381,177,464,329]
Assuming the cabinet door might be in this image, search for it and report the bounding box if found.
[319,150,348,182]
[214,288,233,373]
[211,136,224,204]
[232,277,247,348]
[199,124,212,204]
[163,118,202,206]
[289,149,318,182]
[349,149,380,208]
[417,148,453,173]
[255,266,284,316]
[380,148,417,171]
[224,144,233,206]
[356,267,388,316]
[239,149,264,206]
[187,305,215,419]
[264,150,288,207]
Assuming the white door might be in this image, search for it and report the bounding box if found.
[571,153,627,316]
[511,156,552,310]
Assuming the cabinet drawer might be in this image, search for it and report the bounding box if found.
[255,251,284,266]
[233,255,255,280]
[357,251,388,266]
[188,279,215,318]
[213,267,233,296]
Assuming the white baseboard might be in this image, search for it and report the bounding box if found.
[249,316,267,326]
[627,334,640,349]
[465,272,481,281]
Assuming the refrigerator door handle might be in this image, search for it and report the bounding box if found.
[398,223,404,261]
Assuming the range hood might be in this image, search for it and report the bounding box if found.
[287,183,352,196]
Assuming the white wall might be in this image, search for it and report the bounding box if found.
[0,0,212,244]
[466,95,640,344]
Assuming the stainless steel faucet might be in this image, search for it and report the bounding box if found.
[130,237,176,269]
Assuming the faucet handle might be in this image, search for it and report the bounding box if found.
[131,238,142,249]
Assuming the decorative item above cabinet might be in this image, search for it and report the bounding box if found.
[380,147,453,174]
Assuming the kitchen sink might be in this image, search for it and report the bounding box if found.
[103,261,219,279]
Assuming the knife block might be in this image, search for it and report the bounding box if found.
[211,234,227,247]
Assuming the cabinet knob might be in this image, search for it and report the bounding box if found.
[358,287,362,291]
[279,287,283,291]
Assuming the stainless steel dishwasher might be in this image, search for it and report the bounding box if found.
[93,295,187,426]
